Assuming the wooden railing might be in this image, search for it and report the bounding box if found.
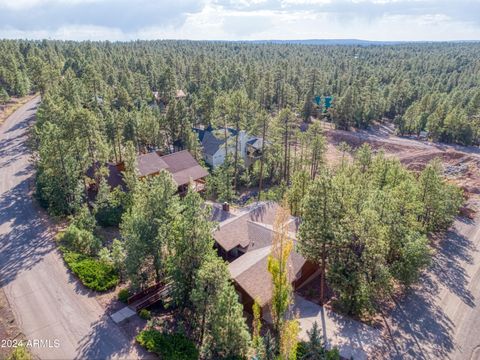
[134,283,172,311]
[127,282,164,305]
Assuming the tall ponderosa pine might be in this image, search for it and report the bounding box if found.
[298,171,338,304]
[190,256,250,358]
[168,190,216,313]
[120,171,180,287]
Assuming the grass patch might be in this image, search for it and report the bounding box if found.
[61,248,119,292]
[6,346,31,360]
[136,330,198,360]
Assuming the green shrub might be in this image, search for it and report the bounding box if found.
[138,308,151,320]
[296,341,340,360]
[296,341,308,358]
[136,330,198,360]
[62,224,101,256]
[7,346,31,360]
[326,348,340,360]
[118,288,130,303]
[95,188,125,227]
[261,184,287,202]
[62,250,119,291]
[71,204,96,232]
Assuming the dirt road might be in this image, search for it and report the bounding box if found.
[0,97,142,359]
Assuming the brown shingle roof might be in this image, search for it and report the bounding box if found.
[214,212,252,252]
[137,150,208,186]
[214,202,299,252]
[137,152,169,177]
[91,151,208,191]
[228,244,306,307]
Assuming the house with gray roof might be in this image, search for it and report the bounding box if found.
[193,126,263,168]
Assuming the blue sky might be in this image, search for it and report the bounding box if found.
[0,0,479,41]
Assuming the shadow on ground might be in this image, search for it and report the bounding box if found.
[75,312,151,360]
[386,224,477,359]
[0,178,54,287]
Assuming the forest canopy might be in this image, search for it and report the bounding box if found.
[1,39,477,215]
[1,39,479,145]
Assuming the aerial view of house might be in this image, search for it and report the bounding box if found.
[88,150,208,195]
[194,126,263,168]
[216,203,318,318]
[1,2,479,360]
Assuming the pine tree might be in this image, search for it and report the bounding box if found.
[120,172,180,287]
[190,256,250,358]
[168,190,216,312]
[0,87,9,105]
[286,170,311,217]
[418,160,463,232]
[298,171,338,304]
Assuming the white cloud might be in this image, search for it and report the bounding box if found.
[0,0,99,10]
[0,24,126,41]
[0,0,479,40]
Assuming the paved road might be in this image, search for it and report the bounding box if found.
[0,97,142,359]
[382,207,480,360]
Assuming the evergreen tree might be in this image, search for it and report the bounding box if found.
[298,172,338,304]
[190,256,250,358]
[286,170,311,217]
[168,190,216,312]
[0,87,9,105]
[120,172,180,287]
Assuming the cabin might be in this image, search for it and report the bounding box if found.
[135,150,208,195]
[175,89,186,99]
[213,202,318,319]
[151,89,186,109]
[88,150,208,196]
[193,126,263,168]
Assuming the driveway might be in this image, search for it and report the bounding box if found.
[294,207,480,360]
[293,294,388,359]
[0,97,143,359]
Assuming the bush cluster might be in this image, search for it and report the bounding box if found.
[6,346,31,360]
[62,250,119,291]
[62,224,101,256]
[118,288,130,303]
[136,330,199,360]
[138,309,151,320]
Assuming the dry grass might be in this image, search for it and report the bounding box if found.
[0,289,26,359]
[0,94,38,126]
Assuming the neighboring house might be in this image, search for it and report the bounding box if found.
[152,89,186,109]
[89,150,208,196]
[193,126,263,168]
[213,202,318,318]
[175,89,186,99]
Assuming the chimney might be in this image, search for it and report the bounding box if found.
[222,202,230,212]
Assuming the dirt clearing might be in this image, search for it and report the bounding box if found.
[325,127,480,199]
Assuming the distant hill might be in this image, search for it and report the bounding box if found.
[246,39,403,46]
[240,39,479,46]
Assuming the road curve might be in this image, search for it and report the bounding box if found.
[0,97,141,360]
